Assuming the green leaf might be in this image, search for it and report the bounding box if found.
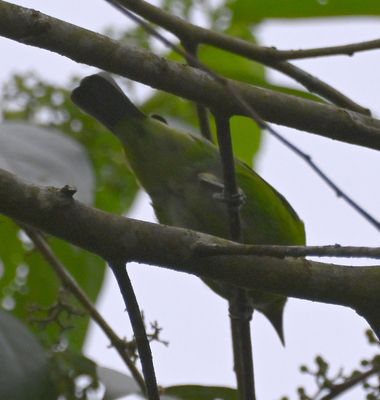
[207,115,261,166]
[0,217,106,351]
[144,91,262,166]
[29,239,106,351]
[143,91,199,129]
[49,351,100,399]
[168,26,264,85]
[263,83,325,103]
[164,384,238,400]
[228,0,380,24]
[198,45,265,84]
[0,121,94,204]
[230,115,261,165]
[0,310,55,400]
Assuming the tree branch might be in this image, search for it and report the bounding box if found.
[213,112,255,400]
[108,262,159,400]
[108,0,370,115]
[320,365,380,400]
[1,167,380,316]
[22,227,147,394]
[0,0,380,150]
[194,243,380,259]
[269,38,380,61]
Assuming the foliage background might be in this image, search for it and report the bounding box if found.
[0,1,379,399]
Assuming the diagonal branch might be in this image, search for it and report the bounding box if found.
[22,227,147,394]
[320,365,380,400]
[0,0,379,150]
[109,262,160,400]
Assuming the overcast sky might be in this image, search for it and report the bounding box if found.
[1,2,380,399]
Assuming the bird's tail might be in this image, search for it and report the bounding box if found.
[258,298,286,345]
[356,305,380,340]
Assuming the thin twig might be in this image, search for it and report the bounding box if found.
[22,226,147,394]
[182,40,213,142]
[265,60,370,114]
[194,243,380,259]
[265,124,380,232]
[320,365,380,400]
[110,0,370,115]
[106,0,380,232]
[272,38,380,61]
[109,261,160,400]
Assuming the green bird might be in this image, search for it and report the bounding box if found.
[71,73,306,343]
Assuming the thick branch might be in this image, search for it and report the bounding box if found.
[0,1,380,150]
[110,0,369,115]
[1,167,380,316]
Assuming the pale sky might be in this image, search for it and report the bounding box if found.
[1,2,380,399]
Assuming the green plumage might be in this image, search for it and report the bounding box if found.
[72,73,306,343]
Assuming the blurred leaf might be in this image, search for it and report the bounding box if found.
[230,115,261,165]
[97,366,140,399]
[2,72,139,214]
[161,0,201,20]
[168,27,264,85]
[0,216,106,351]
[0,310,55,400]
[0,218,25,307]
[263,82,325,103]
[148,22,323,166]
[144,91,261,166]
[50,350,100,399]
[104,24,153,52]
[0,122,94,204]
[228,0,380,24]
[143,91,198,128]
[197,45,265,84]
[28,238,105,351]
[164,384,238,400]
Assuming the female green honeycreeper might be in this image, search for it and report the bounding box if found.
[71,73,306,343]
